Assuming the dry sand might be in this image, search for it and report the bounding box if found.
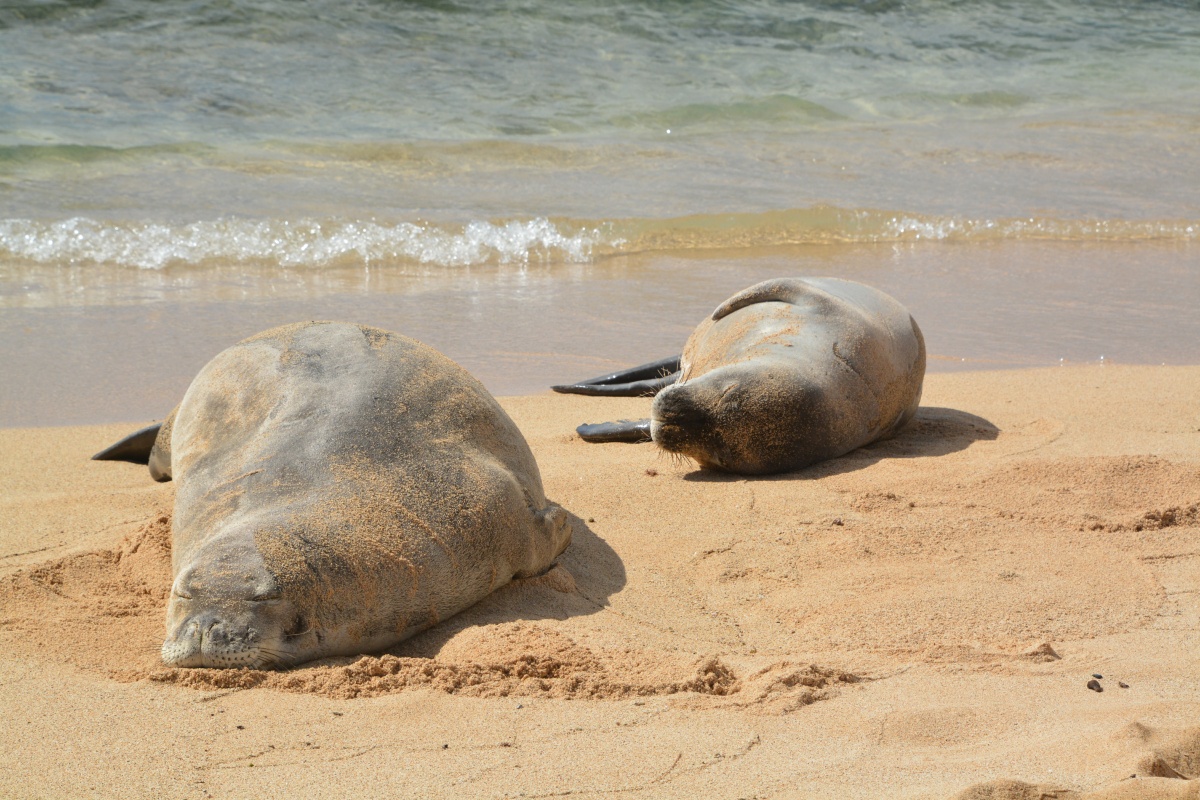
[1,364,1198,799]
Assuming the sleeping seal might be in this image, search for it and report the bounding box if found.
[94,321,572,669]
[552,277,925,475]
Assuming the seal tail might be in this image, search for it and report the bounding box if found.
[551,356,681,397]
[576,419,652,443]
[92,422,163,464]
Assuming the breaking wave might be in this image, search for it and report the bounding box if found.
[1,208,1195,271]
[0,217,607,271]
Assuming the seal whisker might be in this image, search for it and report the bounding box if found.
[254,646,288,658]
[254,647,300,670]
[249,653,281,670]
[670,451,695,471]
[134,642,166,659]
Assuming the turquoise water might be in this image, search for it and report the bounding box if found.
[2,0,1198,271]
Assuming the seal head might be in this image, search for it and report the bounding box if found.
[651,363,824,473]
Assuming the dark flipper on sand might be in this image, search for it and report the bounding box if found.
[92,422,163,464]
[92,411,175,482]
[551,356,681,397]
[576,419,652,443]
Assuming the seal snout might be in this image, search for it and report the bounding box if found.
[163,560,291,669]
[650,382,708,430]
[161,607,273,669]
[649,381,728,467]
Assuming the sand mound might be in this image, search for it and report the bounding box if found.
[952,780,1079,799]
[954,724,1200,800]
[0,511,173,674]
[0,512,862,708]
[1136,725,1200,781]
[971,456,1200,533]
[141,626,742,701]
[956,778,1200,800]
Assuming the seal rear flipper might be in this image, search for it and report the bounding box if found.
[92,423,162,465]
[92,409,176,482]
[711,277,837,321]
[576,419,652,443]
[551,356,681,396]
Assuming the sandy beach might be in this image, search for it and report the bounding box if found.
[2,364,1198,799]
[4,2,1199,797]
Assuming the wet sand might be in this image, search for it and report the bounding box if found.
[2,365,1199,798]
[3,240,1198,426]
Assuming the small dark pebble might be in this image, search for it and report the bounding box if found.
[587,518,595,523]
[832,518,844,526]
[442,744,449,750]
[1092,673,1103,679]
[1087,679,1103,692]
[1119,681,1129,688]
[236,725,245,730]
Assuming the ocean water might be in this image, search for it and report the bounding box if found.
[1,0,1198,423]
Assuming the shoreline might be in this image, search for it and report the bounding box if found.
[3,240,1199,428]
[2,365,1199,798]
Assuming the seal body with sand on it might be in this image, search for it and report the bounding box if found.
[554,277,926,475]
[94,322,572,669]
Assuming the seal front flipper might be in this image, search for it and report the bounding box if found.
[551,356,681,397]
[576,419,652,443]
[92,423,162,464]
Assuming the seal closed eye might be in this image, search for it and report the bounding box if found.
[552,277,926,475]
[94,321,572,669]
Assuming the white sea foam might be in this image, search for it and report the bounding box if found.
[875,215,1199,243]
[1,211,1195,272]
[0,217,608,270]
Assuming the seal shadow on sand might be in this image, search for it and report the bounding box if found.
[376,510,626,660]
[680,406,999,483]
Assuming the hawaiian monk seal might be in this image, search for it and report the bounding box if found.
[553,277,925,475]
[94,321,572,669]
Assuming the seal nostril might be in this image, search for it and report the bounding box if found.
[194,615,229,651]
